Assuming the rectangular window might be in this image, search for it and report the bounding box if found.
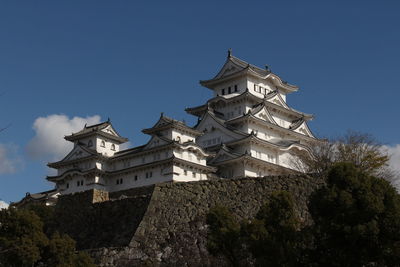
[184,170,187,175]
[134,175,138,181]
[66,183,69,189]
[228,87,231,94]
[116,179,119,185]
[192,172,196,178]
[254,84,257,91]
[77,181,80,187]
[120,178,123,184]
[234,85,238,92]
[222,89,225,95]
[150,171,153,177]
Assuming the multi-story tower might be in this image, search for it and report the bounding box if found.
[186,51,316,178]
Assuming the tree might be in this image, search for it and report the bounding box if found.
[0,208,48,266]
[0,207,96,267]
[292,131,392,180]
[207,192,302,267]
[206,205,242,266]
[243,191,301,267]
[309,162,400,267]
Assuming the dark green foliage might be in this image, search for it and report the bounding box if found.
[0,208,48,266]
[207,192,302,267]
[0,207,96,267]
[206,205,242,266]
[244,191,301,266]
[309,162,400,267]
[26,204,56,236]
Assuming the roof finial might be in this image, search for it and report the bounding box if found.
[160,112,164,117]
[265,65,270,71]
[107,117,111,123]
[84,123,87,128]
[228,48,232,58]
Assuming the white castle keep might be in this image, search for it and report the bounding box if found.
[47,51,316,195]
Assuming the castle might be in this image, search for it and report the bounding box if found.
[41,51,317,197]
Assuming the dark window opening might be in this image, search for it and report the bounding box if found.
[222,89,225,95]
[234,85,238,92]
[228,87,231,94]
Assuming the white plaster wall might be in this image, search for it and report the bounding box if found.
[95,137,120,157]
[171,130,195,143]
[58,175,105,195]
[247,77,276,98]
[243,163,281,177]
[107,166,174,192]
[196,117,239,148]
[172,165,207,182]
[236,121,282,141]
[213,78,247,97]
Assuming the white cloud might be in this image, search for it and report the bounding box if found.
[0,143,23,174]
[26,114,101,162]
[381,144,400,190]
[0,200,9,210]
[385,144,400,173]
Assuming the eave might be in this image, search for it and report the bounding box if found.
[142,122,202,137]
[226,113,317,142]
[65,131,128,143]
[47,152,104,168]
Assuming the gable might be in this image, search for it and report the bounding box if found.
[143,135,170,150]
[253,107,277,124]
[101,125,119,136]
[293,121,315,138]
[214,60,245,80]
[209,148,239,164]
[195,113,246,142]
[62,146,94,162]
[267,94,288,108]
[153,117,171,128]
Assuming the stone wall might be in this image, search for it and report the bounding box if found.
[55,175,324,266]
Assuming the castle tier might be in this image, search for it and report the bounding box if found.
[46,51,316,196]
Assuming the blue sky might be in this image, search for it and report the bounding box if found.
[0,1,399,203]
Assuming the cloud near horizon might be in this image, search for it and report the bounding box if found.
[26,114,101,162]
[0,200,9,210]
[0,143,23,175]
[381,144,400,190]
